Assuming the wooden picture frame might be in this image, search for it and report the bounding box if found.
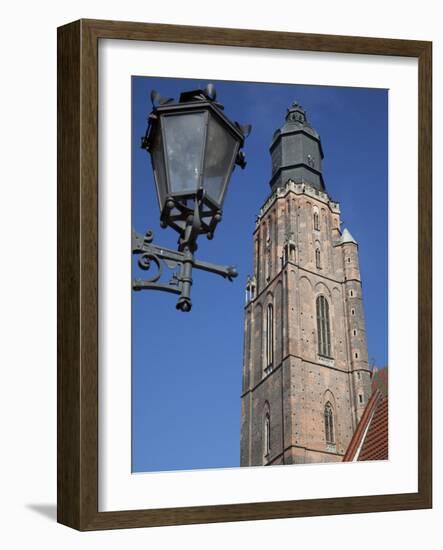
[57,18,432,530]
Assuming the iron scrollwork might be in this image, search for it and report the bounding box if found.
[132,229,238,312]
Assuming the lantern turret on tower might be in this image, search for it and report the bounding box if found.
[269,101,325,192]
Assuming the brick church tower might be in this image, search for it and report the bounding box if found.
[240,102,372,466]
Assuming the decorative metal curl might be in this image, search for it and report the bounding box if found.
[132,227,238,311]
[143,229,154,244]
[137,252,162,283]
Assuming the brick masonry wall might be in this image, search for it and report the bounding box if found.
[241,181,372,466]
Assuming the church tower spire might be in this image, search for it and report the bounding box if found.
[270,101,325,192]
[241,102,372,467]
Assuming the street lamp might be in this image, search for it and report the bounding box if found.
[132,84,251,312]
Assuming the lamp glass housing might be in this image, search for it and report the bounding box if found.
[203,111,239,206]
[162,111,206,195]
[145,91,247,239]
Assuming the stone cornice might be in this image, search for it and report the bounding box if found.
[253,179,340,233]
[245,263,362,309]
[241,354,371,397]
[267,444,345,465]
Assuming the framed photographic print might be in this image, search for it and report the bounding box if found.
[57,19,432,530]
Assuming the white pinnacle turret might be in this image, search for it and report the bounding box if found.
[340,227,357,245]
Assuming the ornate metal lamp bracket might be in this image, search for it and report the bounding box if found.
[132,229,238,312]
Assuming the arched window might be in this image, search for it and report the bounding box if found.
[266,303,274,369]
[313,211,320,231]
[315,248,321,269]
[324,402,335,444]
[264,411,271,458]
[316,295,331,357]
[265,222,272,281]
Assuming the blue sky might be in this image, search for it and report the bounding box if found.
[131,76,388,473]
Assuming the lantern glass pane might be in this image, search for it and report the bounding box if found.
[150,123,167,209]
[162,112,206,195]
[203,113,239,206]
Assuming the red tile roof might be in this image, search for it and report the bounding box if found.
[343,389,388,462]
[371,367,388,397]
[359,395,388,461]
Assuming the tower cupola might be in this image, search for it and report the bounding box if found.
[269,101,325,192]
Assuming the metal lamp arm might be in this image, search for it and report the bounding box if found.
[192,258,237,281]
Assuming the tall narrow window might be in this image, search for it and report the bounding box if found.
[265,222,272,282]
[256,235,261,291]
[266,304,274,369]
[264,412,271,458]
[316,295,331,357]
[313,211,320,231]
[282,243,288,266]
[324,402,335,444]
[315,248,321,269]
[266,241,272,280]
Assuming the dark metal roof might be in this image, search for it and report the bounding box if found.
[269,102,325,192]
